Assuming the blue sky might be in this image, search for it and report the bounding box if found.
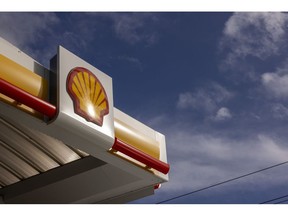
[2,12,288,204]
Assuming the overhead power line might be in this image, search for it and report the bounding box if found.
[260,194,288,204]
[275,199,288,204]
[157,160,288,204]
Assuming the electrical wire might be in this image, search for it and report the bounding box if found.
[157,160,288,204]
[260,194,288,204]
[275,199,288,204]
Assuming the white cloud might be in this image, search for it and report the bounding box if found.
[214,107,232,121]
[257,135,288,160]
[140,111,288,195]
[0,13,157,67]
[177,82,233,112]
[271,103,288,118]
[166,129,288,192]
[0,13,59,48]
[135,100,288,202]
[96,13,159,45]
[118,55,143,71]
[220,12,288,70]
[0,13,60,66]
[262,72,288,98]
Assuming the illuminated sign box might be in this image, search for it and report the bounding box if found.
[0,37,169,203]
[53,46,115,152]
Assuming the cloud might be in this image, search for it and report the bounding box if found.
[214,107,232,121]
[165,128,288,193]
[257,135,288,161]
[0,13,61,67]
[118,55,143,72]
[0,13,59,48]
[139,107,288,194]
[0,13,103,67]
[262,68,288,98]
[259,58,288,100]
[271,103,288,119]
[220,12,288,71]
[0,12,159,66]
[96,13,159,45]
[134,110,288,203]
[177,82,233,113]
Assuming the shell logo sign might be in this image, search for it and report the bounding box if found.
[66,67,109,126]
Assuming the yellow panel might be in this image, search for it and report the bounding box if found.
[0,54,48,118]
[0,54,47,98]
[114,118,160,159]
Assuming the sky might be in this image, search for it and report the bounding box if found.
[2,11,288,205]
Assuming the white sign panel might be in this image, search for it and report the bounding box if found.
[54,46,114,150]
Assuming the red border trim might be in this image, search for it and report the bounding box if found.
[154,184,161,190]
[0,78,170,175]
[66,67,109,126]
[112,138,170,175]
[0,78,56,118]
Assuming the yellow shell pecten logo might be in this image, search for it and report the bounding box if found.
[67,67,109,126]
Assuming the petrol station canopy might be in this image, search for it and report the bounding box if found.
[0,37,169,204]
